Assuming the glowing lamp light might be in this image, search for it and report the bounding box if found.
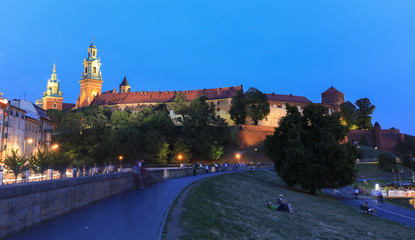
[375,184,380,190]
[178,154,183,160]
[119,156,123,160]
[28,139,33,144]
[236,154,241,159]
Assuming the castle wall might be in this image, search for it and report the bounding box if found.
[236,125,275,150]
[347,128,403,152]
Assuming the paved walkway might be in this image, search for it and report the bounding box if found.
[327,186,415,228]
[10,169,253,240]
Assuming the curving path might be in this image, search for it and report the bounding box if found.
[11,170,251,240]
[327,186,415,228]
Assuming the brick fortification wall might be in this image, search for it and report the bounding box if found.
[0,172,134,239]
[232,125,275,150]
[347,128,404,152]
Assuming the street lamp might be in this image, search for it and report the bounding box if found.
[236,153,241,162]
[119,156,123,168]
[52,144,59,150]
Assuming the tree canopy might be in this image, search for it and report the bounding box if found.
[339,98,375,130]
[229,89,247,125]
[355,98,375,130]
[245,87,270,125]
[52,97,228,166]
[265,104,358,194]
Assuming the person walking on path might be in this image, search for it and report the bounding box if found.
[193,163,197,176]
[354,187,359,199]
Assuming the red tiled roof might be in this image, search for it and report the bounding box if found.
[62,103,75,111]
[322,86,342,94]
[91,85,243,105]
[266,93,312,103]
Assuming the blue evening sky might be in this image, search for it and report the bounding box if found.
[0,1,414,134]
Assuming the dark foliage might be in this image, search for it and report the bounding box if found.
[265,104,357,194]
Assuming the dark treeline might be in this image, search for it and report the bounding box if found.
[47,95,228,166]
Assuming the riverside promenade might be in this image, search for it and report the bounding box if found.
[10,169,252,240]
[328,186,415,228]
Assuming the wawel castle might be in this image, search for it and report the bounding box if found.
[35,40,343,126]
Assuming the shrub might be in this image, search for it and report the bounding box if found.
[356,149,364,159]
[401,155,413,169]
[378,153,397,171]
[359,136,368,146]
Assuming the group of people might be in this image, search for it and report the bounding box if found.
[266,194,296,214]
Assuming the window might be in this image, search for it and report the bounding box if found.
[93,51,96,57]
[53,103,57,109]
[217,101,220,105]
[18,120,21,129]
[85,67,87,73]
[217,108,220,112]
[93,67,96,73]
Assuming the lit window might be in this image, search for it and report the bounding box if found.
[93,67,96,73]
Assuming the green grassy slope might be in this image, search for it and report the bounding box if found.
[179,171,415,240]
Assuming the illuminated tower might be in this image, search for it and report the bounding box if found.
[41,63,63,110]
[76,39,103,108]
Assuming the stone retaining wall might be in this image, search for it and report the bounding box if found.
[0,172,134,239]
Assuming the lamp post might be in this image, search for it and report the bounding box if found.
[392,168,397,187]
[178,154,183,168]
[119,156,123,168]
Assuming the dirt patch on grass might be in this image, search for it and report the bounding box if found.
[179,170,415,240]
[163,180,203,240]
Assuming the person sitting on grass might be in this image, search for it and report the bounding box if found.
[363,202,376,215]
[267,201,296,214]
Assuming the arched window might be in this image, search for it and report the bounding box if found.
[93,51,96,57]
[93,67,97,73]
[85,67,87,73]
[53,103,57,109]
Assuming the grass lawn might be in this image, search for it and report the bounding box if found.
[179,170,415,240]
[359,146,396,161]
[356,162,413,179]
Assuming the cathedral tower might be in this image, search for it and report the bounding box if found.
[76,39,103,108]
[40,63,63,110]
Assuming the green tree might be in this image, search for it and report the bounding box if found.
[182,95,228,160]
[229,89,247,125]
[339,101,357,129]
[245,87,270,125]
[3,149,27,183]
[394,134,415,156]
[50,151,73,178]
[173,138,193,163]
[355,98,375,130]
[29,149,52,180]
[401,155,413,169]
[378,153,397,171]
[169,92,190,122]
[265,104,358,194]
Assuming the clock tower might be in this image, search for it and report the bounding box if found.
[76,39,103,108]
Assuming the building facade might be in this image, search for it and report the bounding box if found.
[0,99,52,160]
